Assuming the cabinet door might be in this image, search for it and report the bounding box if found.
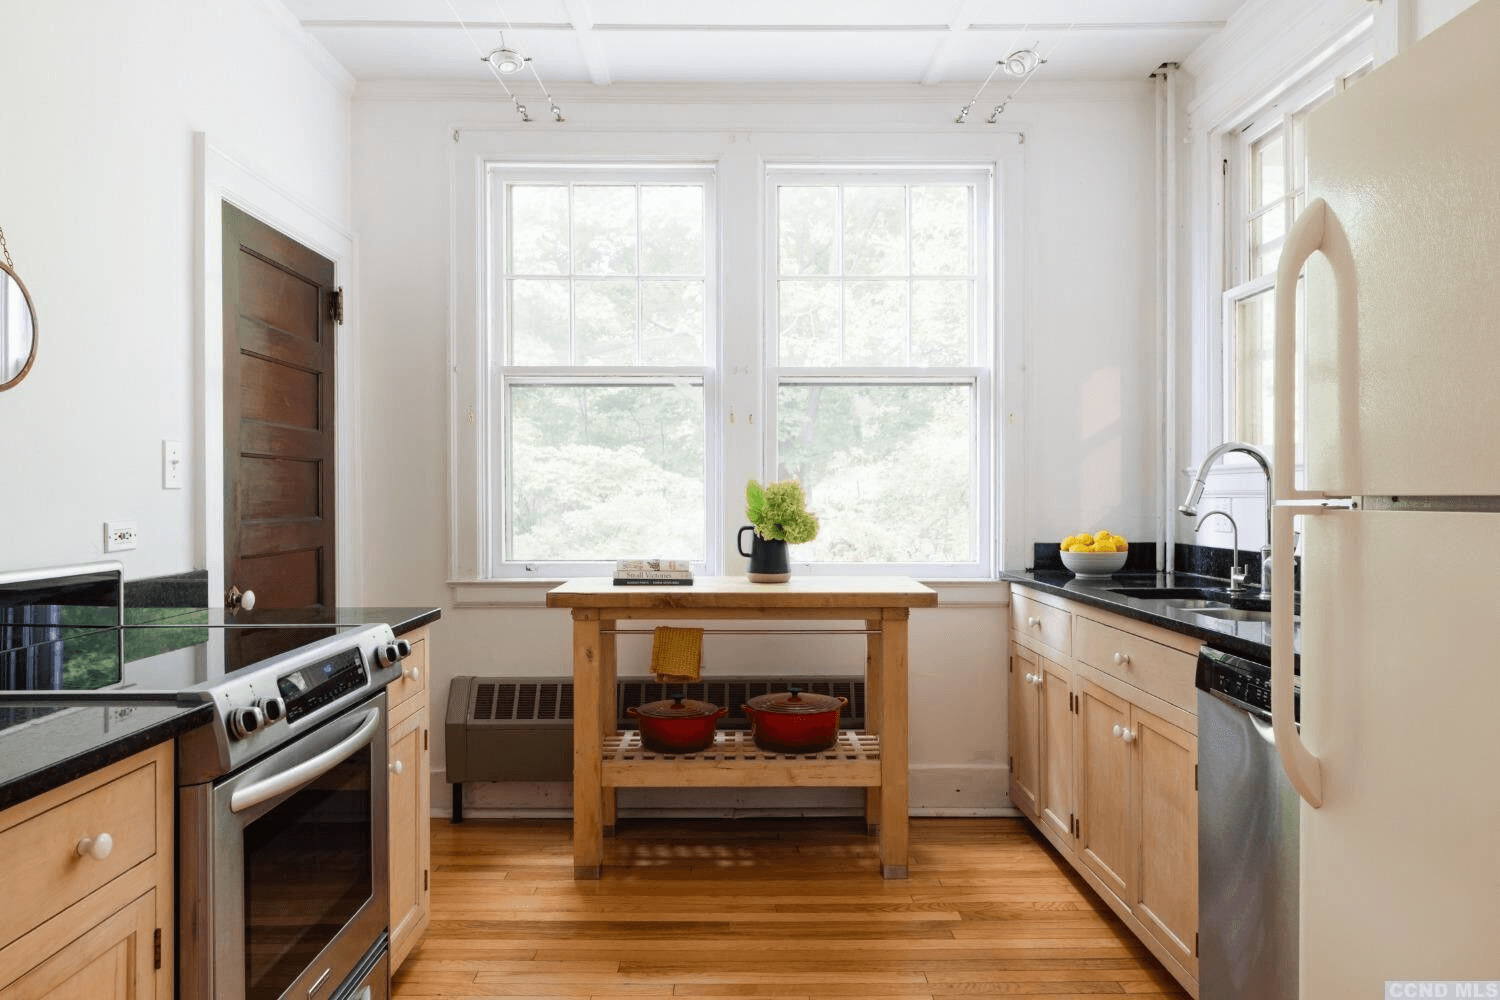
[1007,644,1041,820]
[0,890,158,1000]
[1077,681,1133,906]
[1133,707,1198,978]
[388,705,431,971]
[1037,655,1074,846]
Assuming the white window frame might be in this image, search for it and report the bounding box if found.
[762,165,995,579]
[449,130,1020,585]
[1209,34,1374,475]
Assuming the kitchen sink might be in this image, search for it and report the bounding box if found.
[1187,606,1276,623]
[1107,586,1293,619]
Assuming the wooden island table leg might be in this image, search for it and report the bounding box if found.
[600,618,618,836]
[571,610,604,878]
[864,615,882,836]
[878,607,910,878]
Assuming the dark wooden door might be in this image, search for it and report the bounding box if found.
[222,202,338,613]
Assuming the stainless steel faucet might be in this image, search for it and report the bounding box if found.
[1179,441,1273,598]
[1194,510,1246,593]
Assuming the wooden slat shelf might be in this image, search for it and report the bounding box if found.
[602,730,883,788]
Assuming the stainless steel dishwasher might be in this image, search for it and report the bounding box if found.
[1196,645,1300,999]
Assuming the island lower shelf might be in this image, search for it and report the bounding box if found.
[602,729,882,787]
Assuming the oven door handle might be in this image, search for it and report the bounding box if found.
[229,707,383,814]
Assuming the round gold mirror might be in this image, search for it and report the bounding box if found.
[1,260,38,391]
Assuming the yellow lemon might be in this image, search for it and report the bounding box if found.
[1060,535,1077,548]
[1094,542,1117,553]
[1094,530,1110,540]
[1111,534,1128,550]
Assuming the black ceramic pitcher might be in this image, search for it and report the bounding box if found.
[737,525,791,583]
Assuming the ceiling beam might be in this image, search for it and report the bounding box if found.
[563,0,612,85]
[920,2,973,86]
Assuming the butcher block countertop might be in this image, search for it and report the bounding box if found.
[545,575,939,612]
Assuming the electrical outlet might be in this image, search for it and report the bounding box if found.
[104,521,138,552]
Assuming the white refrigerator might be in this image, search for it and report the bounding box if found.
[1269,0,1500,994]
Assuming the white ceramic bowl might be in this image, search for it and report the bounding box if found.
[1059,549,1128,578]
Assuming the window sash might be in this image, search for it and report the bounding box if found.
[765,167,994,577]
[486,164,720,577]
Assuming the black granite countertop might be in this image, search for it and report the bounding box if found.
[0,697,214,811]
[125,606,441,634]
[999,569,1298,663]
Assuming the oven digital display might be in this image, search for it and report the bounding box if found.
[277,649,369,722]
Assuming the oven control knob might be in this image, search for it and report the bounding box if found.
[256,697,287,724]
[378,639,414,669]
[395,639,412,658]
[227,705,266,740]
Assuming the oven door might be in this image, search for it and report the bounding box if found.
[180,692,390,1000]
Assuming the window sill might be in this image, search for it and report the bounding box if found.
[448,577,1009,608]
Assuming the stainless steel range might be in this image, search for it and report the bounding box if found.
[172,625,412,1000]
[0,563,415,1000]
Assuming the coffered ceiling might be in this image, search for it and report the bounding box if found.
[284,0,1251,85]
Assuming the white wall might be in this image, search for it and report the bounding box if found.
[0,0,351,578]
[351,81,1159,813]
[1173,0,1482,556]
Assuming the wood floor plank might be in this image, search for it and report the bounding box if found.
[393,818,1190,1000]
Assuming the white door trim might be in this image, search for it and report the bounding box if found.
[195,133,364,607]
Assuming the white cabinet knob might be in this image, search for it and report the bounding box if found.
[1113,651,1131,666]
[1121,728,1136,744]
[404,665,421,683]
[389,760,404,776]
[1026,616,1040,628]
[76,833,113,860]
[1112,724,1122,738]
[1032,674,1044,686]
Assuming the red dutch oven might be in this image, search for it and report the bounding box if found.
[627,695,728,754]
[742,686,848,754]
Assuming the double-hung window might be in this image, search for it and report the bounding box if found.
[460,144,1002,582]
[1220,55,1371,469]
[768,168,992,573]
[490,165,716,574]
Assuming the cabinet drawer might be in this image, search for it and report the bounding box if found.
[0,756,161,950]
[387,630,429,714]
[1010,592,1071,656]
[1074,616,1196,712]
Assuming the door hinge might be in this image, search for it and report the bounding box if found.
[1195,764,1199,791]
[153,928,162,970]
[1008,755,1013,772]
[1222,157,1229,176]
[1072,815,1079,837]
[1195,931,1200,957]
[424,728,429,751]
[329,286,344,325]
[423,868,429,892]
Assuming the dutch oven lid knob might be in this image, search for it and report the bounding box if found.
[671,693,687,709]
[786,685,803,702]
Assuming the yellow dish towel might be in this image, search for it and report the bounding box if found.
[650,626,704,683]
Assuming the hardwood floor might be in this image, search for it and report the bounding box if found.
[393,816,1190,999]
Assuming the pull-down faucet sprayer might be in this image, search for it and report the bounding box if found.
[1178,441,1273,598]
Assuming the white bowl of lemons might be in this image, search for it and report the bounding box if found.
[1059,532,1129,578]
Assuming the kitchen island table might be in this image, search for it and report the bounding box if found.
[546,576,937,879]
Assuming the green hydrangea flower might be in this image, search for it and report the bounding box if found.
[745,479,820,544]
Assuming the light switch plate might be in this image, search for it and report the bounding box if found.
[163,440,183,489]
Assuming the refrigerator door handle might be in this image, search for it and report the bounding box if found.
[1270,197,1358,810]
[1272,503,1323,808]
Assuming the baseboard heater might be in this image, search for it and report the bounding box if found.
[445,675,866,822]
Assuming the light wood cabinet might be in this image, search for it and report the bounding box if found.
[1007,586,1201,997]
[387,625,432,972]
[0,744,173,1000]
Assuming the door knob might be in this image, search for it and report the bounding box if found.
[226,586,256,611]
